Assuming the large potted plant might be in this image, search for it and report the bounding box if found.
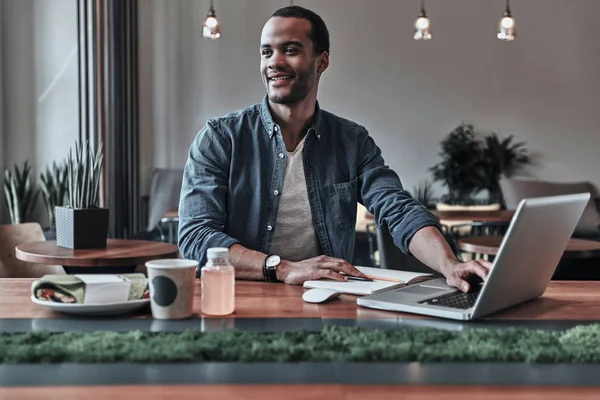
[39,161,69,239]
[2,160,38,224]
[478,133,530,206]
[55,141,108,249]
[429,124,485,207]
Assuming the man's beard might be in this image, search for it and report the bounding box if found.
[266,63,315,104]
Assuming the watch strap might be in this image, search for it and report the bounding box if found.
[262,254,279,283]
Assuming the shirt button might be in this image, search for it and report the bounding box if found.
[266,225,273,231]
[273,190,279,196]
[278,153,284,159]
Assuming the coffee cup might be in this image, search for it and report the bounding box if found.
[145,259,198,319]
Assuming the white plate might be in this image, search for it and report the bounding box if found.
[31,296,150,316]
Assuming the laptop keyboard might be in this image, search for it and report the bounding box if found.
[418,284,482,309]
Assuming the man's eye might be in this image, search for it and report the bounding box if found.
[261,49,272,56]
[285,48,298,54]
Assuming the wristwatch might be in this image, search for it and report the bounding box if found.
[263,254,281,282]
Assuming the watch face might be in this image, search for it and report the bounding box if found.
[266,255,281,268]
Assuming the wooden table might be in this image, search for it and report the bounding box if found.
[1,279,600,397]
[366,210,515,222]
[15,239,179,274]
[2,279,600,320]
[163,210,178,219]
[459,236,600,259]
[432,209,515,222]
[2,279,600,398]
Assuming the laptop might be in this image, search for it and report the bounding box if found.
[357,193,591,320]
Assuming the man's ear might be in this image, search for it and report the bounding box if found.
[317,52,329,74]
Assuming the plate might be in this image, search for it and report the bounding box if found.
[31,296,150,316]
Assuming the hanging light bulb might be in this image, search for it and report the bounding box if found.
[203,0,221,39]
[414,0,431,40]
[497,0,516,41]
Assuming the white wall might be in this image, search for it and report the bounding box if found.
[0,0,79,224]
[139,0,600,197]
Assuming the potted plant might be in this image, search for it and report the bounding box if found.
[39,161,69,239]
[429,124,485,207]
[2,160,38,224]
[55,141,108,249]
[411,180,436,209]
[478,133,530,206]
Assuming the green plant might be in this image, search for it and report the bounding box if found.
[478,133,530,205]
[429,124,484,205]
[2,160,39,224]
[39,161,69,228]
[65,140,104,209]
[411,180,435,208]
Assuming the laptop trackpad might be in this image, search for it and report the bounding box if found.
[401,285,448,296]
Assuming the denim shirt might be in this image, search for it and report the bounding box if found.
[178,96,441,266]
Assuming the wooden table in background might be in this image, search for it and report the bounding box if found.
[431,209,515,222]
[459,236,600,259]
[1,279,600,398]
[15,239,179,274]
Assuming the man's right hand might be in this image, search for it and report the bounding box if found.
[276,255,369,285]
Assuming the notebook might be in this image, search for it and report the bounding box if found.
[302,266,432,296]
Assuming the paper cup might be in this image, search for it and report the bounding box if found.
[145,259,198,319]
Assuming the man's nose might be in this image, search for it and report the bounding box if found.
[268,52,286,70]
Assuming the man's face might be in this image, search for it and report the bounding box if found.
[260,17,323,104]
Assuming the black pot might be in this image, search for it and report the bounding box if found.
[55,206,109,249]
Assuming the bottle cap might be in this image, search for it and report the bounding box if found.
[206,247,229,260]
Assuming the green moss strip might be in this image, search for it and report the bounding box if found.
[2,324,600,364]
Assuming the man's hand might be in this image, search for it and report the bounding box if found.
[276,255,369,285]
[442,259,493,293]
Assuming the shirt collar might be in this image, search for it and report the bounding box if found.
[260,95,323,142]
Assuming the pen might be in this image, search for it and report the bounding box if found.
[346,275,374,282]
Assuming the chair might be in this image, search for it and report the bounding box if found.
[500,178,600,239]
[141,168,183,243]
[0,223,65,278]
[500,178,600,280]
[368,224,443,276]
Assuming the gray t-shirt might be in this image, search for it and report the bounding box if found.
[269,135,321,261]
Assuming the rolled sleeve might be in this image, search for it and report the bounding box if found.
[357,128,442,255]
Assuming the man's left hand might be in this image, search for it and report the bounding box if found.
[443,259,492,293]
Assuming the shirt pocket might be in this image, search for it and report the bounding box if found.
[327,178,358,231]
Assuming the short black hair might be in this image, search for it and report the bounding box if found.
[271,6,330,55]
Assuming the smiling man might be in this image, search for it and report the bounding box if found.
[178,6,491,291]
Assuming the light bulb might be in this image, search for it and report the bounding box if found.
[206,16,218,28]
[202,5,221,39]
[501,16,514,29]
[416,17,430,30]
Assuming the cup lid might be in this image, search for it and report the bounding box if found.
[207,247,229,259]
[145,259,198,269]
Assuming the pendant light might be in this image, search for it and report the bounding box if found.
[413,0,431,40]
[203,0,221,39]
[497,0,516,41]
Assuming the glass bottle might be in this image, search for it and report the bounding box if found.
[201,247,235,316]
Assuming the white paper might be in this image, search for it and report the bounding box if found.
[75,274,131,304]
[303,279,405,296]
[354,266,432,284]
[302,267,433,296]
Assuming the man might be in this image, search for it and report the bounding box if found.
[179,5,491,292]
